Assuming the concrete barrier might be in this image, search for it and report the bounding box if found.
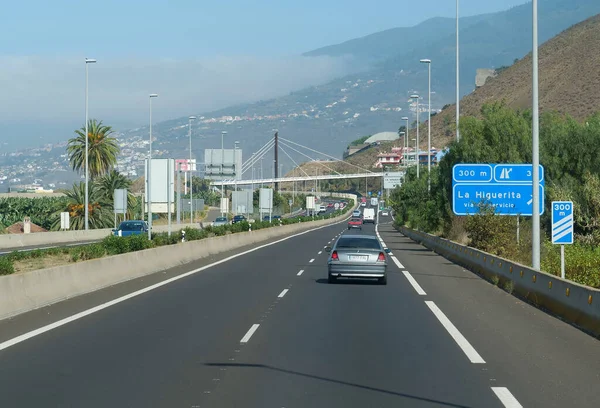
[399,226,600,338]
[0,223,201,250]
[0,195,355,321]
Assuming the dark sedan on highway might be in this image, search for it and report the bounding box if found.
[232,215,247,224]
[325,235,390,285]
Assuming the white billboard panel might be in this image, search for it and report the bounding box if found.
[220,197,229,214]
[175,159,196,172]
[204,148,243,180]
[60,212,70,230]
[232,191,253,215]
[113,188,127,214]
[259,188,273,212]
[144,158,175,213]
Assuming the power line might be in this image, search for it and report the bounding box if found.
[280,137,374,173]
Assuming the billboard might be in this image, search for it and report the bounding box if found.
[144,158,175,213]
[232,191,254,215]
[259,188,273,212]
[204,148,243,180]
[113,188,127,214]
[175,159,197,172]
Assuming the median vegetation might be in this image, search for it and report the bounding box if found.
[0,206,350,276]
[391,102,600,287]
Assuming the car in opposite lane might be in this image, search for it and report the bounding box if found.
[325,235,390,285]
[212,216,229,227]
[232,215,247,224]
[112,220,148,237]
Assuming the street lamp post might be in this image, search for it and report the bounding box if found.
[402,116,409,167]
[532,0,541,269]
[84,58,96,231]
[234,141,239,214]
[410,94,420,179]
[420,59,432,192]
[412,138,417,166]
[456,0,460,141]
[147,94,158,240]
[221,131,227,200]
[188,116,196,223]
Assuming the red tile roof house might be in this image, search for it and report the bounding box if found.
[4,222,48,234]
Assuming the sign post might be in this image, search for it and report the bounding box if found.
[552,201,574,279]
[452,164,545,216]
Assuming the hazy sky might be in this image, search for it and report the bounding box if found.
[0,0,527,147]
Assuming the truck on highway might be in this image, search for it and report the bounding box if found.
[362,207,375,224]
[370,197,378,207]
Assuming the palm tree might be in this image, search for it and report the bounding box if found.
[52,182,113,230]
[96,170,140,220]
[96,170,131,201]
[67,119,120,179]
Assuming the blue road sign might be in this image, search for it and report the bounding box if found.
[453,163,545,216]
[368,191,372,196]
[453,184,544,216]
[551,201,573,244]
[494,164,544,183]
[453,164,493,183]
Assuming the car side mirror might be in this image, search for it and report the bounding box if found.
[384,248,391,253]
[325,246,332,253]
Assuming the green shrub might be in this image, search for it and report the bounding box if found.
[464,205,518,258]
[75,244,106,261]
[151,232,180,247]
[542,241,600,288]
[0,257,15,275]
[128,234,153,252]
[102,235,131,255]
[183,227,208,241]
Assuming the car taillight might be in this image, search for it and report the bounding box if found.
[377,252,385,262]
[331,251,339,261]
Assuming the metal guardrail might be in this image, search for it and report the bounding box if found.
[399,226,600,338]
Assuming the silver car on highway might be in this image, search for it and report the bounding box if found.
[325,235,390,285]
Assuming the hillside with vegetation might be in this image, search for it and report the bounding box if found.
[430,13,600,146]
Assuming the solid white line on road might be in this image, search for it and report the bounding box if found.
[240,324,260,343]
[491,387,523,408]
[318,251,322,255]
[390,255,405,270]
[425,301,486,364]
[401,270,427,296]
[278,289,289,298]
[297,270,304,276]
[309,258,315,263]
[0,219,347,353]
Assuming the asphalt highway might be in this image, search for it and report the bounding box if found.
[0,212,598,407]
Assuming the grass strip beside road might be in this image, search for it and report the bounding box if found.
[0,209,349,276]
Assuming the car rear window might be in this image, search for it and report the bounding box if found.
[119,222,145,231]
[336,237,381,249]
[215,217,227,222]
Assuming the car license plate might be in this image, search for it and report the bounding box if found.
[348,255,368,262]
